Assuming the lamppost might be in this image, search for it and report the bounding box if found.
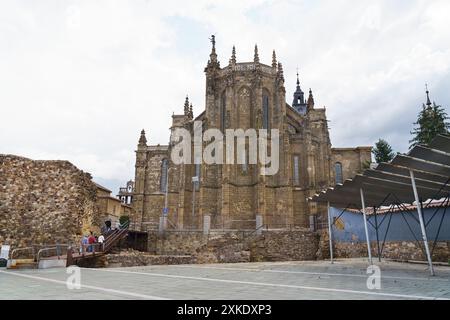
[162,166,173,231]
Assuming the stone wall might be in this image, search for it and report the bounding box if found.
[105,251,194,268]
[0,154,99,249]
[194,233,251,264]
[334,241,450,263]
[146,229,320,264]
[149,231,208,255]
[251,230,320,262]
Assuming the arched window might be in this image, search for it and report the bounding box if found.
[293,156,300,186]
[335,162,343,185]
[221,92,226,131]
[160,159,169,193]
[262,94,269,130]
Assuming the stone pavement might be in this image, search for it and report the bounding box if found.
[0,259,449,300]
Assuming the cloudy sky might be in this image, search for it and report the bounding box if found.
[1,0,449,193]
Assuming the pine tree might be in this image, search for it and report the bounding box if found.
[372,139,395,163]
[410,102,449,148]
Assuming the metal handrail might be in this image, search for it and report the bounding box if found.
[243,224,267,239]
[78,243,103,255]
[36,244,69,262]
[10,247,35,260]
[103,222,130,252]
[166,218,177,229]
[37,247,57,262]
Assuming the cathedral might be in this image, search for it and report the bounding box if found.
[130,38,371,231]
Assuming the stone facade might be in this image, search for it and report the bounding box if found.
[331,147,372,183]
[0,155,99,248]
[131,41,372,231]
[95,183,133,228]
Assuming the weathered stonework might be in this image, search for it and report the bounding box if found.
[145,230,319,264]
[0,155,100,249]
[331,147,372,181]
[105,251,194,268]
[334,241,450,263]
[131,44,372,232]
[194,233,251,264]
[251,230,320,262]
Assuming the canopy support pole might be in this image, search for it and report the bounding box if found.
[409,170,435,276]
[373,206,381,262]
[327,201,334,264]
[360,188,373,265]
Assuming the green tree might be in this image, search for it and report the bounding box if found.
[372,139,395,163]
[410,102,450,148]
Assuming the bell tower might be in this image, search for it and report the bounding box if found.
[292,71,307,115]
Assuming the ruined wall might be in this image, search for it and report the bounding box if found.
[0,155,99,248]
[251,230,320,262]
[333,241,450,263]
[146,230,320,264]
[105,252,194,268]
[149,231,207,255]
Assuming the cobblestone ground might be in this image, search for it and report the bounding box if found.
[0,259,449,300]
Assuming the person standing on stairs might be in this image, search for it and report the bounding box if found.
[98,234,105,251]
[81,235,88,254]
[87,232,96,252]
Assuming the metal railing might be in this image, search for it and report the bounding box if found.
[10,247,35,260]
[36,244,70,263]
[103,220,130,252]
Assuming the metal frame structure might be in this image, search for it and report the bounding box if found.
[310,135,450,276]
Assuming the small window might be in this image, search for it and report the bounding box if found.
[335,162,343,185]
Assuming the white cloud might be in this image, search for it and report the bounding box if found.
[0,0,449,191]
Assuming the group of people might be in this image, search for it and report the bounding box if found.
[79,220,123,254]
[80,232,105,253]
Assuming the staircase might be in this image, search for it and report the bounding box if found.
[66,221,130,267]
[7,221,130,269]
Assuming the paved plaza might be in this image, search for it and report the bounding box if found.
[0,259,449,300]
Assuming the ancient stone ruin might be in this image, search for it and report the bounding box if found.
[0,154,100,248]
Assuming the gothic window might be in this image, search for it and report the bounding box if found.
[238,87,251,129]
[262,94,269,130]
[335,162,343,185]
[221,92,226,132]
[160,159,169,193]
[293,156,300,186]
